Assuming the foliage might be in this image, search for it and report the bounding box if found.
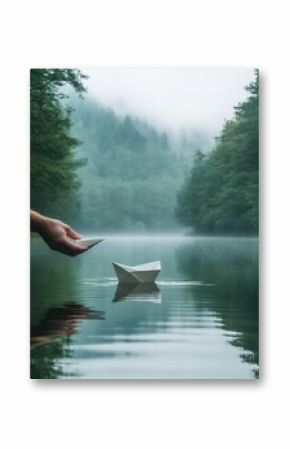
[176,70,259,234]
[30,69,87,219]
[70,98,202,231]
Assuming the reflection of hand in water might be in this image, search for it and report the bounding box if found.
[31,302,105,350]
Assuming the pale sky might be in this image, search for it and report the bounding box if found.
[83,67,255,137]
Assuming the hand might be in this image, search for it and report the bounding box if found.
[36,216,88,256]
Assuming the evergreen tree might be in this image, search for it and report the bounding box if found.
[70,98,200,231]
[30,69,87,219]
[176,70,259,234]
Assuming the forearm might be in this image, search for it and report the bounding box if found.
[30,210,48,233]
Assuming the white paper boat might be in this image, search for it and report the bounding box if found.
[113,282,161,303]
[112,260,161,284]
[76,237,104,248]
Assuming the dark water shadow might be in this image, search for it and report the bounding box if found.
[30,302,105,379]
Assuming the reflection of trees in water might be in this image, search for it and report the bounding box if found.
[30,302,105,379]
[31,242,83,379]
[31,241,81,325]
[175,238,259,377]
[31,339,71,379]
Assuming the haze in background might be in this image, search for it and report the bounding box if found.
[84,67,254,136]
[68,67,257,232]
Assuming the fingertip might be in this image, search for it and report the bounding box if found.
[66,227,83,240]
[75,233,84,239]
[76,244,89,253]
[78,242,87,249]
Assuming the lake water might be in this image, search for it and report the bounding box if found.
[31,235,259,379]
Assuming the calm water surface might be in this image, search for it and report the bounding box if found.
[31,235,259,379]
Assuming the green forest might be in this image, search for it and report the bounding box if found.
[176,70,259,234]
[31,69,258,235]
[69,97,207,231]
[30,69,87,220]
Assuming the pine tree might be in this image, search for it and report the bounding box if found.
[30,69,87,219]
[176,70,259,234]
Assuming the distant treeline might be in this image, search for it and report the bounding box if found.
[176,71,259,234]
[70,98,204,231]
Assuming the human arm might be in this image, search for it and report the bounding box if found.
[30,211,87,256]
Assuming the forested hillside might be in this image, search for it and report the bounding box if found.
[31,69,257,235]
[30,69,87,219]
[70,98,205,231]
[176,71,259,234]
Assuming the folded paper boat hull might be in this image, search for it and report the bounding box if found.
[113,261,161,284]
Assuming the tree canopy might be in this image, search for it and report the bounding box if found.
[70,98,205,231]
[30,69,87,219]
[176,70,259,234]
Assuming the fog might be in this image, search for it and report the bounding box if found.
[31,68,258,235]
[84,67,254,136]
[64,67,258,233]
